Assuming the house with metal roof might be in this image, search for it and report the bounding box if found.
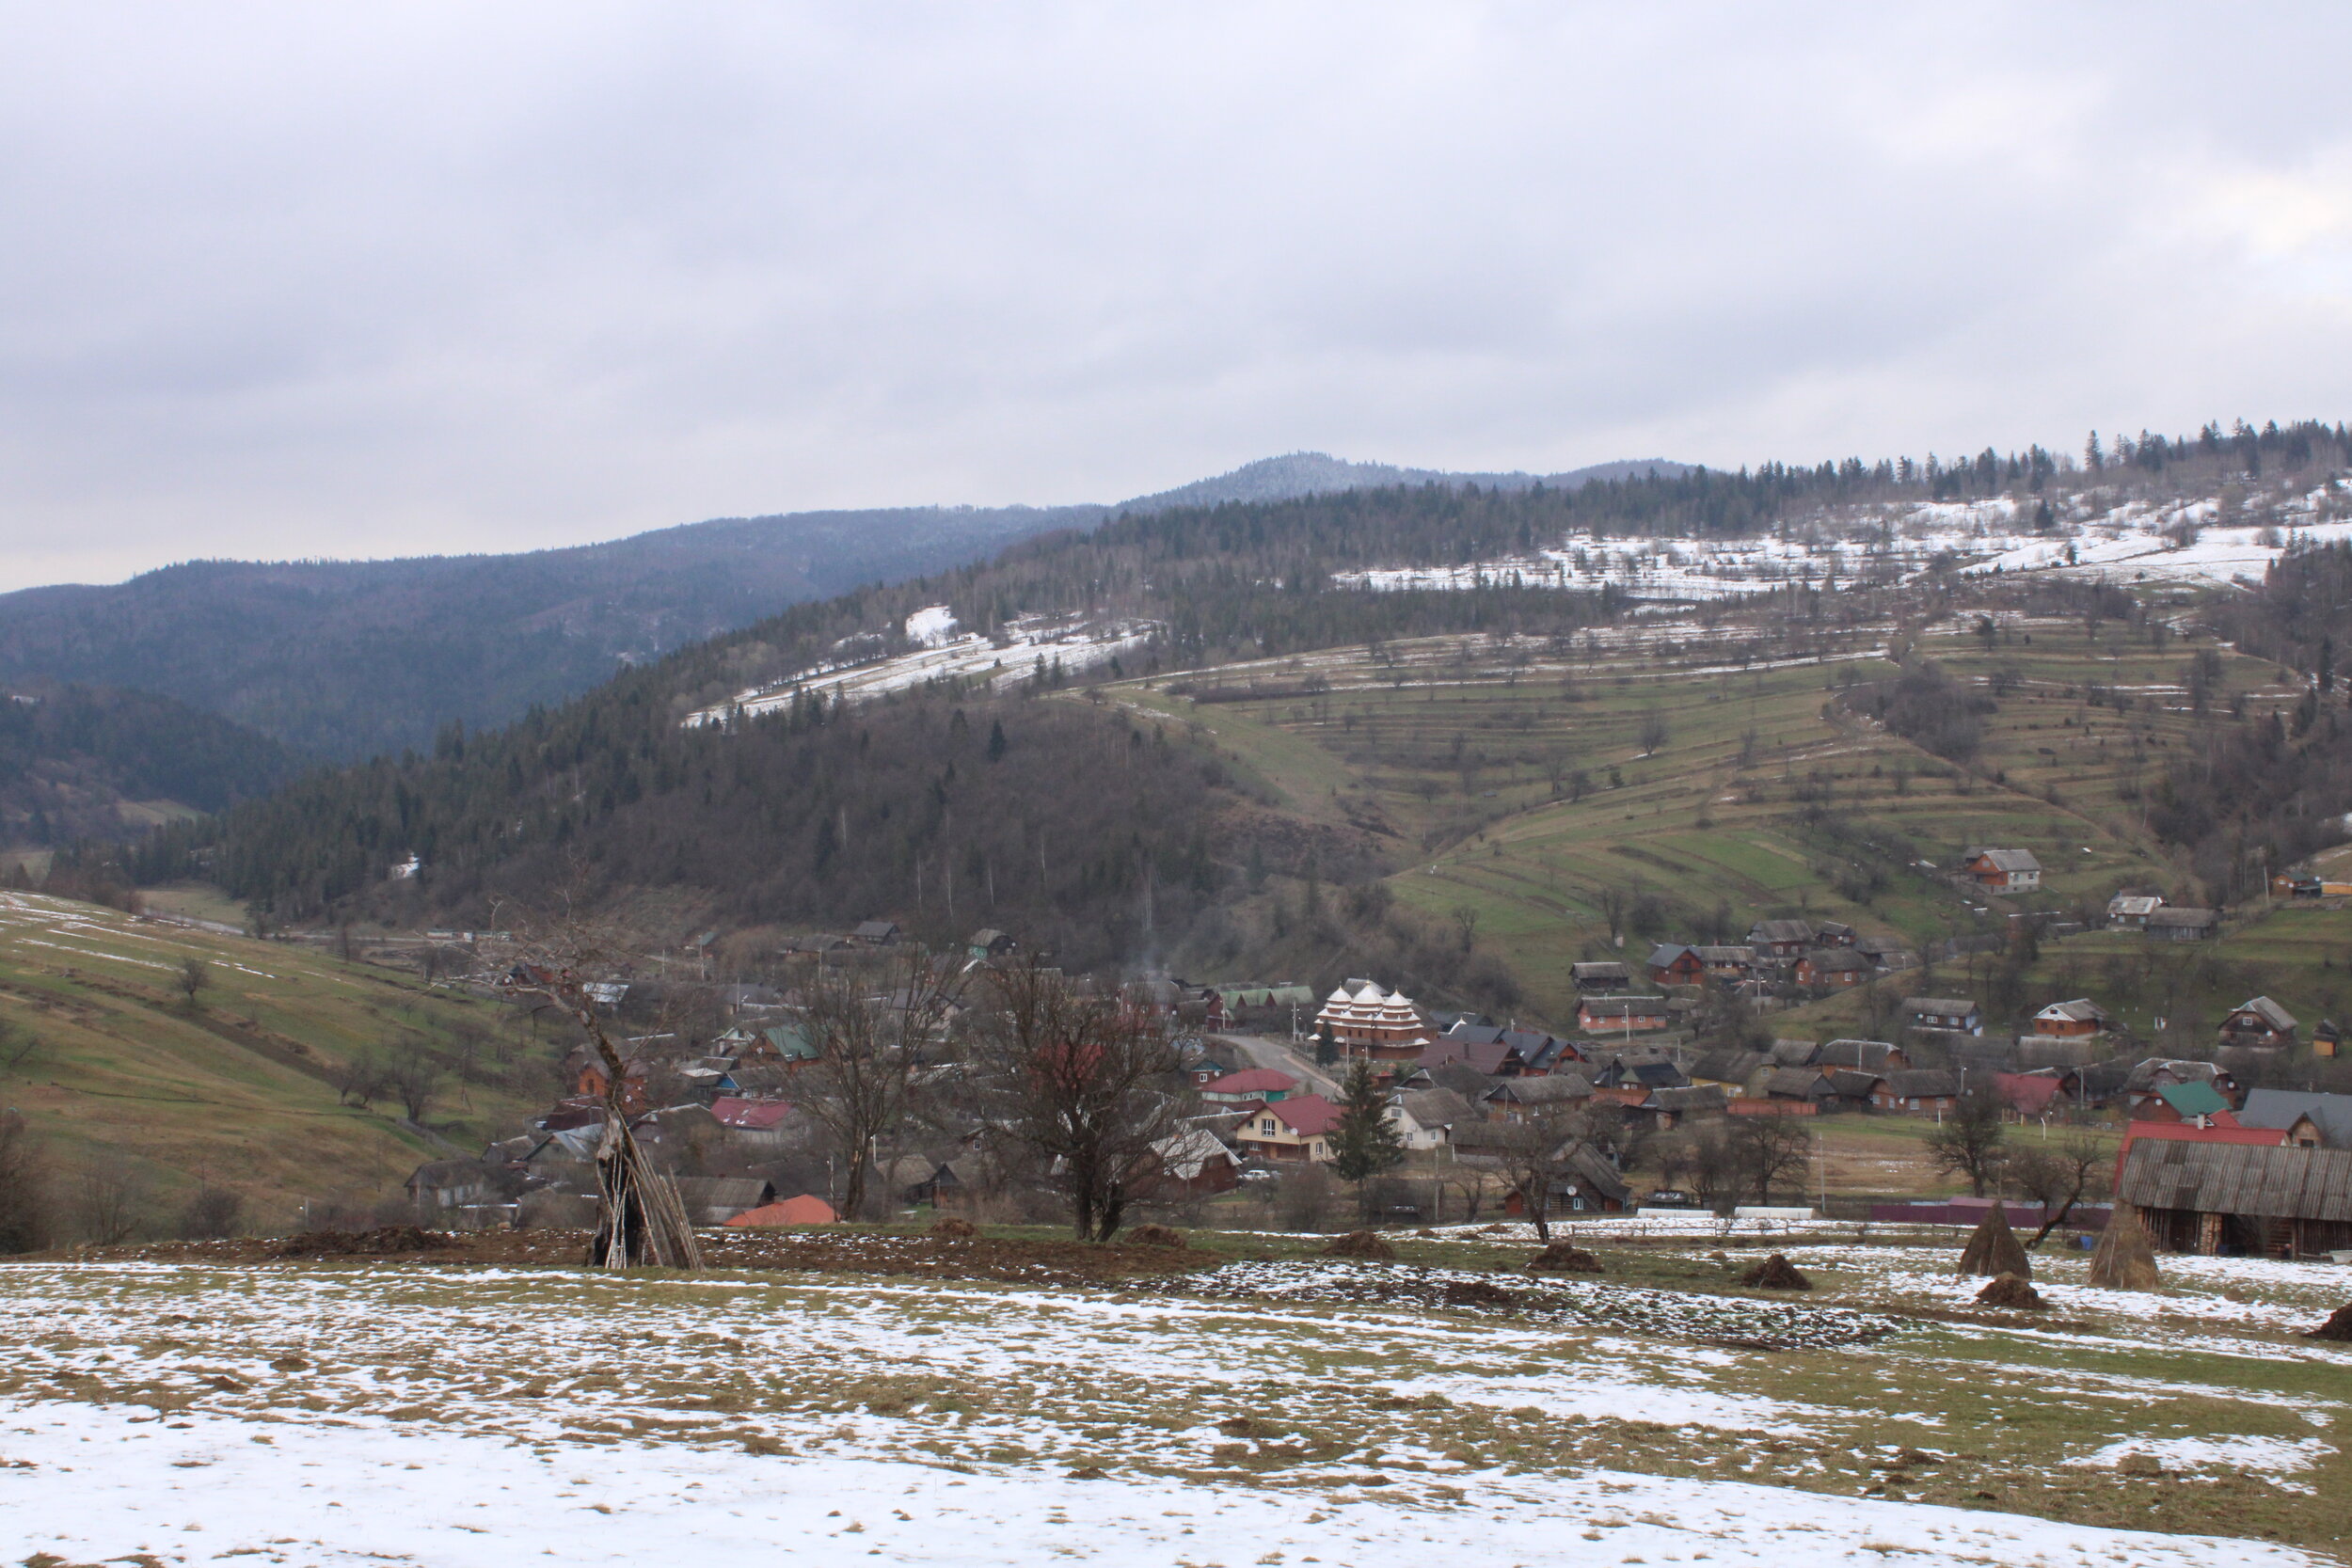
[2217,996,2298,1052]
[1962,847,2042,891]
[2237,1088,2352,1149]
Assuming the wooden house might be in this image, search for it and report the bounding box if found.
[2031,998,2112,1037]
[1575,995,1672,1035]
[1480,1073,1597,1123]
[1746,919,1815,959]
[2117,1140,2352,1257]
[2106,894,2164,929]
[1867,1069,1961,1115]
[1645,942,1707,988]
[1571,961,1631,994]
[2145,908,2217,942]
[1815,1038,1909,1073]
[1797,949,1870,988]
[2237,1089,2352,1148]
[1904,996,1982,1035]
[1962,847,2042,891]
[852,920,903,946]
[2217,996,2297,1052]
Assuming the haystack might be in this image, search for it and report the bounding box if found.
[1324,1229,1398,1260]
[2306,1304,2352,1342]
[928,1216,978,1240]
[1528,1242,1603,1274]
[2085,1208,2161,1291]
[1976,1272,2046,1310]
[1441,1278,1518,1307]
[1127,1224,1187,1249]
[1956,1203,2030,1279]
[1740,1253,1811,1290]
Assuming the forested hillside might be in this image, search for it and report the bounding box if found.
[0,683,296,847]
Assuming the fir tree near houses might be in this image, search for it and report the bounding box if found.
[1328,1057,1407,1220]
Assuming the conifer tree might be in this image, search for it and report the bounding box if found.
[1328,1057,1406,1215]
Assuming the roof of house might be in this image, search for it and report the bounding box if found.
[1904,996,1979,1016]
[1486,1072,1597,1106]
[1688,1048,1767,1084]
[1758,1067,1834,1098]
[671,1177,776,1221]
[1579,995,1669,1018]
[853,920,901,939]
[1643,1085,1728,1115]
[1827,1069,1883,1100]
[1969,847,2042,872]
[723,1194,837,1227]
[1420,1035,1514,1076]
[1816,1038,1902,1071]
[2147,907,2218,928]
[2107,895,2164,915]
[2228,995,2298,1033]
[1251,1094,1342,1137]
[1692,944,1756,965]
[709,1097,795,1131]
[1394,1086,1479,1131]
[1994,1070,2066,1116]
[1203,1068,1298,1096]
[2237,1088,2352,1146]
[1880,1069,1961,1100]
[1766,1038,1820,1067]
[2035,998,2112,1023]
[1571,961,1629,980]
[2124,1057,2226,1093]
[2156,1080,2233,1118]
[1151,1125,1237,1180]
[2117,1138,2352,1222]
[1546,1141,1633,1207]
[1804,949,1871,973]
[1749,919,1816,943]
[1646,942,1696,969]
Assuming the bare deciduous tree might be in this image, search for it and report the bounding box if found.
[967,960,1184,1242]
[383,1035,440,1124]
[74,1158,147,1245]
[1924,1087,2008,1198]
[2009,1133,2109,1247]
[1727,1113,1814,1204]
[794,947,958,1222]
[176,957,211,1006]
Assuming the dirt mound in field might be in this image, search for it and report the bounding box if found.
[1739,1253,1811,1291]
[1323,1230,1398,1260]
[2307,1304,2352,1342]
[1440,1278,1518,1308]
[1975,1272,2046,1310]
[1125,1225,1187,1249]
[927,1218,978,1240]
[1528,1243,1603,1274]
[275,1226,459,1259]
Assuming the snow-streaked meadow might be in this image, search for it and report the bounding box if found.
[2,1232,2345,1565]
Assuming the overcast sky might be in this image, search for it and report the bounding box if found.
[2,4,2349,591]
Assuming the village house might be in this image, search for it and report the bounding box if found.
[2146,907,2218,942]
[1232,1094,1342,1161]
[2316,1020,2344,1059]
[2217,995,2297,1052]
[1994,1069,2077,1117]
[1813,920,1857,947]
[1142,1126,1239,1196]
[966,927,1019,960]
[1314,980,1433,1061]
[2122,1058,2241,1117]
[1575,994,1672,1035]
[1629,1084,1729,1130]
[1904,996,1983,1035]
[1867,1069,1962,1115]
[1796,948,1870,989]
[2237,1088,2352,1148]
[1854,933,1912,971]
[1962,847,2042,892]
[1587,1050,1690,1095]
[1746,919,1816,959]
[852,919,903,946]
[2106,893,2164,929]
[2031,998,2113,1037]
[1645,942,1707,988]
[1200,1068,1297,1104]
[1571,961,1631,993]
[1481,1073,1597,1122]
[708,1097,796,1152]
[1757,1067,1837,1106]
[1388,1086,1476,1149]
[1815,1038,1910,1073]
[2118,1139,2352,1257]
[1502,1141,1632,1216]
[1687,1047,1768,1097]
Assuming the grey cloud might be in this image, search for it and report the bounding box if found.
[1,3,2349,590]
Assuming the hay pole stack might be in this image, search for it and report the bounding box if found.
[1957,1203,2030,1279]
[2085,1205,2161,1291]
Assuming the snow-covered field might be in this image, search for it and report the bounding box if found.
[687,607,1157,726]
[1,1246,2344,1566]
[1330,484,2352,603]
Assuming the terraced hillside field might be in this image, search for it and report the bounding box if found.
[1106,609,2298,1023]
[0,892,553,1230]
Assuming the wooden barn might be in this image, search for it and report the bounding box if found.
[2115,1139,2352,1259]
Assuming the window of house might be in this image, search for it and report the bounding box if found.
[1261,1119,1276,1134]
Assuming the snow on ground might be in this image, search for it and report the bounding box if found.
[8,1399,2313,1568]
[686,611,1158,726]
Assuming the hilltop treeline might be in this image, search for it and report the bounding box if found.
[121,686,1272,971]
[0,682,296,845]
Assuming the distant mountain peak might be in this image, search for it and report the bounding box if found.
[1113,452,1689,514]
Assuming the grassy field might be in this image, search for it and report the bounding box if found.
[0,890,555,1232]
[1105,609,2303,1027]
[2,1221,2344,1562]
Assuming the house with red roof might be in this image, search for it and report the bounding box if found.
[1200,1068,1299,1104]
[1232,1094,1341,1162]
